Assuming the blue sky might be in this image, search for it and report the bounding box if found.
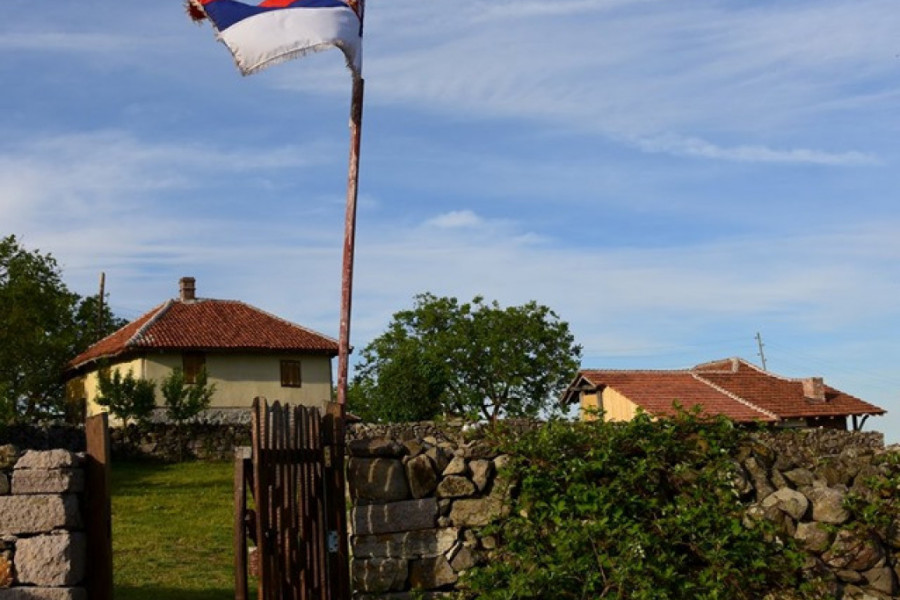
[3,0,899,440]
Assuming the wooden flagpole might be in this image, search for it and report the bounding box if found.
[336,72,364,408]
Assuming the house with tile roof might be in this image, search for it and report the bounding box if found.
[561,357,885,431]
[65,277,339,418]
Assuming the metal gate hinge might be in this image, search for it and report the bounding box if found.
[327,530,339,553]
[323,446,332,467]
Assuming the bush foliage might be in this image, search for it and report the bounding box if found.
[96,369,157,428]
[161,367,216,424]
[464,413,819,600]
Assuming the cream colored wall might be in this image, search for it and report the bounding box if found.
[83,357,146,417]
[201,353,332,409]
[580,392,600,421]
[79,352,333,416]
[600,387,639,422]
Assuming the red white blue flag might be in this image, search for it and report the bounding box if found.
[188,0,362,76]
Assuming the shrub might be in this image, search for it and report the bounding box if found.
[161,367,216,425]
[463,413,818,600]
[96,369,156,428]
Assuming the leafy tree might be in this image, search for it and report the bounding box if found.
[349,293,581,422]
[161,367,216,424]
[0,235,125,422]
[95,369,157,428]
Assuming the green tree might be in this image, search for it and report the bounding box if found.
[0,235,124,422]
[161,367,216,424]
[349,293,582,422]
[95,369,157,428]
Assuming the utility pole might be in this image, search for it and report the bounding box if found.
[755,332,767,371]
[96,272,105,341]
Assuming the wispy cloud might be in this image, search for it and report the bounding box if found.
[635,134,878,166]
[0,32,143,52]
[343,0,900,164]
[425,210,484,229]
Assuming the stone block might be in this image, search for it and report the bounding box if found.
[807,486,849,525]
[469,460,493,492]
[409,556,457,589]
[743,457,774,501]
[449,497,508,527]
[862,566,897,596]
[436,476,475,499]
[441,457,466,477]
[12,470,84,495]
[783,468,817,487]
[0,495,81,535]
[351,558,407,593]
[761,487,808,521]
[823,530,884,571]
[448,544,476,572]
[348,458,410,502]
[794,521,833,554]
[353,528,459,558]
[425,447,452,474]
[0,588,86,600]
[405,455,438,499]
[349,440,406,458]
[353,498,438,535]
[14,451,80,471]
[15,532,86,586]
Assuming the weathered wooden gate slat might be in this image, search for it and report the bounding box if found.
[85,413,114,600]
[237,397,349,600]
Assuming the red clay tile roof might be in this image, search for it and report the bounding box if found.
[569,357,884,423]
[692,358,884,419]
[68,298,338,372]
[576,369,777,423]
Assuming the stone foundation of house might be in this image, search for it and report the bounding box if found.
[0,446,87,599]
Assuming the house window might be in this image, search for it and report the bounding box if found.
[281,360,302,388]
[183,352,206,384]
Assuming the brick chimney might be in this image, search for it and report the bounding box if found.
[179,277,196,302]
[802,377,826,402]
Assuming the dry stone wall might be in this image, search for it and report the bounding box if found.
[346,422,511,599]
[347,424,899,600]
[738,430,898,600]
[0,446,87,600]
[109,419,251,462]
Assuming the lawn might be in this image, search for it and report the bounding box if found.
[110,459,238,600]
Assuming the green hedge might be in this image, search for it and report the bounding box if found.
[463,413,824,600]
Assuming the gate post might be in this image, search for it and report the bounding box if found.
[234,446,252,600]
[323,402,350,600]
[85,413,114,600]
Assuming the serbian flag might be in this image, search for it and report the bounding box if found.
[188,0,362,76]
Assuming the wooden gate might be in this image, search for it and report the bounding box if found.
[235,398,350,600]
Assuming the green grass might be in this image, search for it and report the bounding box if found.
[111,460,238,600]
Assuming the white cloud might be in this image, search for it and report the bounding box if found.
[424,210,483,229]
